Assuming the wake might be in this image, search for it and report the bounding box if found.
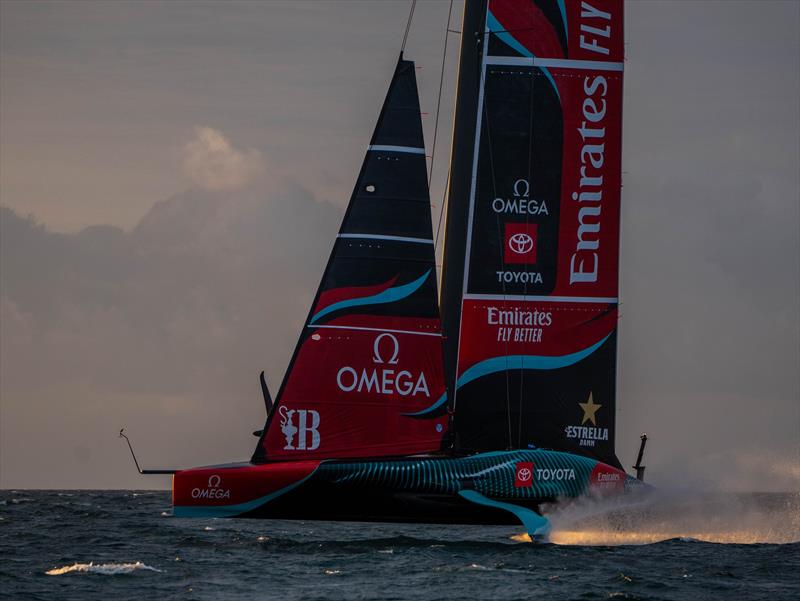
[45,561,162,576]
[537,489,800,545]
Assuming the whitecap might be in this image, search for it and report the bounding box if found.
[46,561,162,576]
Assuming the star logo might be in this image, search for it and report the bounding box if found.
[579,392,602,426]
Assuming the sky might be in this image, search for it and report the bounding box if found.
[0,0,798,491]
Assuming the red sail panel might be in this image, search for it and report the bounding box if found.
[489,0,623,61]
[442,0,624,467]
[265,318,447,460]
[551,64,623,298]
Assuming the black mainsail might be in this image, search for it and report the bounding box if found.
[253,56,448,462]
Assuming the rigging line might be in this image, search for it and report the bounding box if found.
[428,0,454,190]
[431,0,455,256]
[400,0,418,55]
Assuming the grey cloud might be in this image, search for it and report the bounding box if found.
[1,178,341,487]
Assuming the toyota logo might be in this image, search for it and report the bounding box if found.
[508,232,534,255]
[517,467,532,482]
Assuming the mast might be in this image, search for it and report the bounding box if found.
[440,0,489,421]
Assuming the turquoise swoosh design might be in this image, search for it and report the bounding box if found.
[408,335,610,417]
[486,10,561,102]
[458,489,551,539]
[309,270,431,325]
[487,11,532,58]
[403,391,447,417]
[557,0,568,40]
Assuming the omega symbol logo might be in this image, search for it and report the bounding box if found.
[208,474,221,488]
[372,333,400,365]
[508,233,534,255]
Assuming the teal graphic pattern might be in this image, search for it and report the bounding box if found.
[315,449,609,500]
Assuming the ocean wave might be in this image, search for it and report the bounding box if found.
[45,561,162,576]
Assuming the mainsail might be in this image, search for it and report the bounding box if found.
[253,57,447,462]
[437,0,625,467]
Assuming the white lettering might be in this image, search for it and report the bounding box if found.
[495,271,544,284]
[336,366,358,392]
[570,74,608,286]
[579,2,612,55]
[535,468,576,481]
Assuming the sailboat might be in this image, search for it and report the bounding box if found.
[139,0,640,539]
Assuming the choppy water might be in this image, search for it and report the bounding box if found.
[1,490,798,600]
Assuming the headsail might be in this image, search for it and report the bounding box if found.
[438,0,624,467]
[254,57,447,462]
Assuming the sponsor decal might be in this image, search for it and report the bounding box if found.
[336,333,430,397]
[495,270,543,284]
[590,463,625,493]
[191,474,231,500]
[515,461,576,487]
[491,179,549,217]
[486,306,552,344]
[535,468,576,481]
[514,461,534,488]
[579,393,602,425]
[279,407,321,451]
[569,73,608,285]
[564,393,608,447]
[579,2,614,56]
[504,222,538,265]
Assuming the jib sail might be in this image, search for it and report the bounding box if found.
[437,0,624,468]
[253,57,448,462]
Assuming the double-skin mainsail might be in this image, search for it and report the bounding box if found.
[438,0,624,469]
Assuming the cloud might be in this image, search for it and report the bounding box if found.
[181,126,263,191]
[0,181,342,487]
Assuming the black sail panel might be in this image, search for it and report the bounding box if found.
[253,58,447,462]
[436,0,625,468]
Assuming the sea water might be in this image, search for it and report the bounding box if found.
[1,490,798,600]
